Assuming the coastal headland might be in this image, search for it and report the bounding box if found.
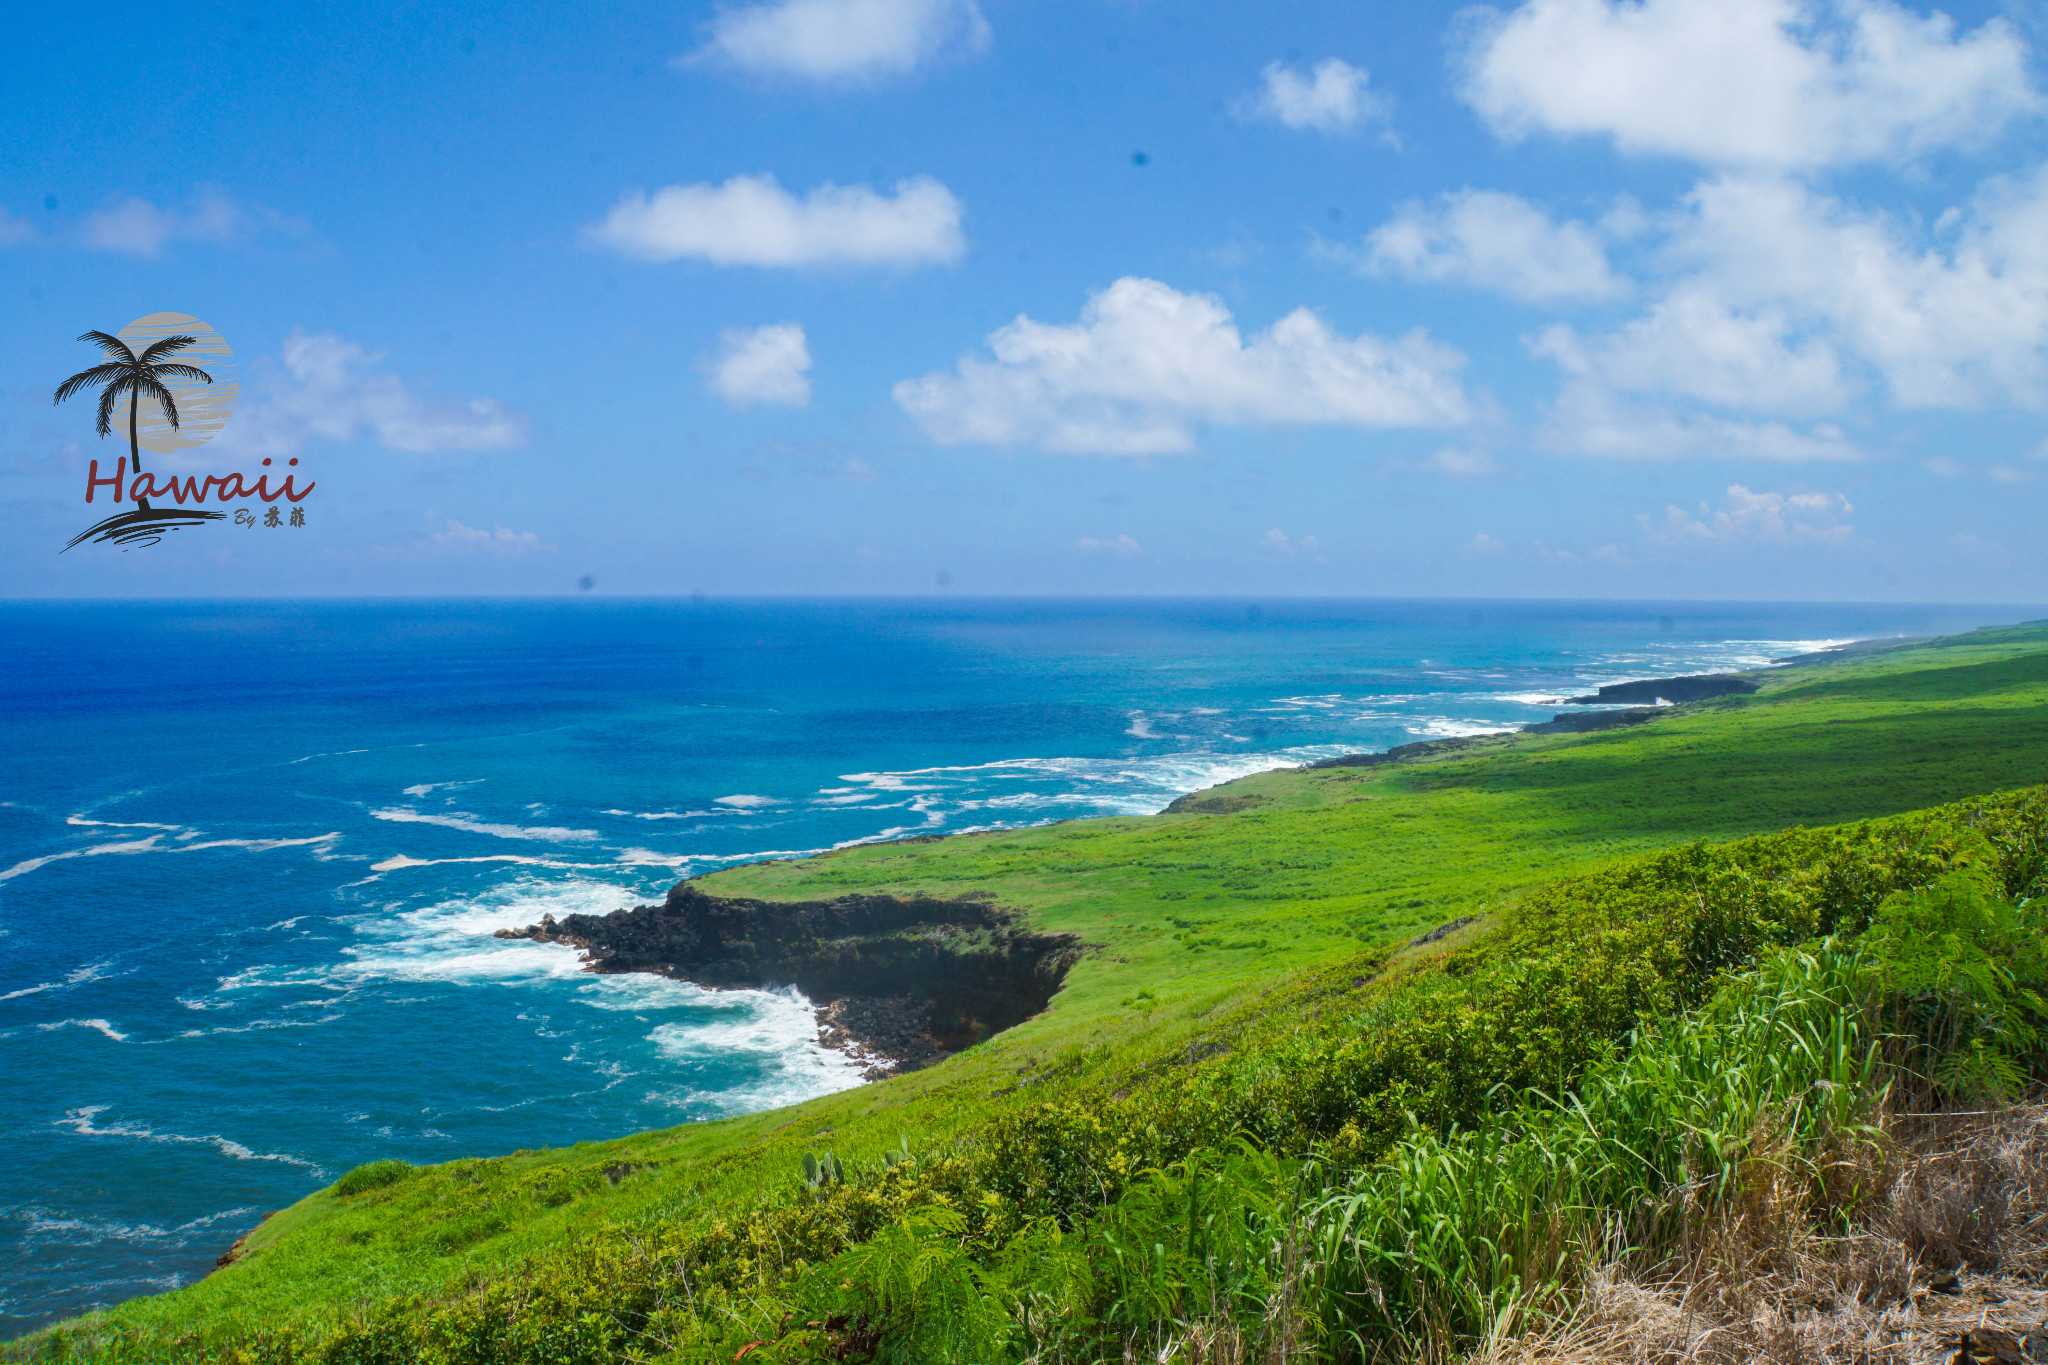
[496,886,1081,1075]
[503,655,1825,1065]
[22,619,2048,1362]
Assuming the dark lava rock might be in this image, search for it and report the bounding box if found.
[497,883,1081,1075]
[1520,708,1664,734]
[1409,916,1477,947]
[1164,792,1273,814]
[1308,736,1489,770]
[1560,674,1759,705]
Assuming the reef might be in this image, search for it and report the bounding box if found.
[497,884,1082,1077]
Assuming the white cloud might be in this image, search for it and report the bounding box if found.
[893,277,1472,455]
[1262,527,1322,556]
[1077,534,1141,556]
[1642,483,1854,543]
[1663,173,2048,409]
[1471,532,1507,552]
[0,208,36,246]
[1532,291,1850,415]
[1425,446,1498,475]
[1528,165,2048,455]
[709,324,812,407]
[584,174,964,268]
[218,331,528,458]
[1360,190,1627,303]
[81,188,244,256]
[425,521,550,556]
[1460,0,2037,169]
[1541,379,1859,460]
[689,0,989,83]
[1241,58,1389,134]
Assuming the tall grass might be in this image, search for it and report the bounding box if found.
[1307,943,1887,1360]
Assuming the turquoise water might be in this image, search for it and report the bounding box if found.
[0,596,2025,1333]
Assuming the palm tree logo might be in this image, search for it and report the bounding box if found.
[55,319,234,549]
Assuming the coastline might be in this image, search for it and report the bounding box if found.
[496,884,1082,1078]
[505,648,1908,1059]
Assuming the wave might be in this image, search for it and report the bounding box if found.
[614,848,690,867]
[369,809,599,843]
[36,1018,129,1042]
[1407,719,1520,740]
[602,808,752,820]
[401,780,484,798]
[1,959,115,1002]
[642,985,865,1116]
[64,816,186,832]
[12,1203,260,1247]
[0,832,339,884]
[829,746,1356,822]
[56,1106,325,1176]
[336,877,644,986]
[366,853,589,874]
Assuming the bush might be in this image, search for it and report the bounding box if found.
[331,1160,412,1199]
[41,787,2048,1365]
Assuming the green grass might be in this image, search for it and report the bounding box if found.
[19,620,2048,1358]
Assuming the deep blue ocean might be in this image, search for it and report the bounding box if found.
[0,596,2033,1334]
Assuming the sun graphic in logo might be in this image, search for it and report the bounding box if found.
[118,313,238,457]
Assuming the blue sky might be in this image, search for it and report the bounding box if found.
[4,0,2046,599]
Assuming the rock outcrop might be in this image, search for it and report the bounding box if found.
[1520,707,1663,734]
[1558,674,1758,705]
[497,884,1082,1076]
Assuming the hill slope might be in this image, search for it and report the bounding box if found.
[18,621,2048,1360]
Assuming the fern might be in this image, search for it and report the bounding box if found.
[797,1207,1016,1363]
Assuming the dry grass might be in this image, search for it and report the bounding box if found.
[1475,1103,2048,1365]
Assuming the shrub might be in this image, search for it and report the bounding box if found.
[330,1160,412,1199]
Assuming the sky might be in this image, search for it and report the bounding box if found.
[3,0,2047,600]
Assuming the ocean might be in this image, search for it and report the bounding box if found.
[0,596,2028,1333]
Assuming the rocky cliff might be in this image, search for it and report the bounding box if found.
[1559,674,1759,705]
[497,884,1082,1076]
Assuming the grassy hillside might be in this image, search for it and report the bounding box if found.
[18,621,2048,1361]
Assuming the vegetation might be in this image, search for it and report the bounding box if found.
[15,622,2048,1363]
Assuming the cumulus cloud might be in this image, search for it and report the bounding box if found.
[709,324,812,407]
[1241,58,1389,134]
[425,521,550,555]
[893,277,1471,455]
[689,0,989,83]
[1077,534,1141,556]
[1460,0,2037,169]
[1541,378,1858,460]
[1358,190,1628,303]
[81,188,245,256]
[216,331,528,458]
[584,174,964,268]
[1662,173,2048,409]
[1262,528,1322,556]
[1425,446,1498,475]
[1524,165,2048,455]
[1642,484,1855,543]
[1533,291,1850,416]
